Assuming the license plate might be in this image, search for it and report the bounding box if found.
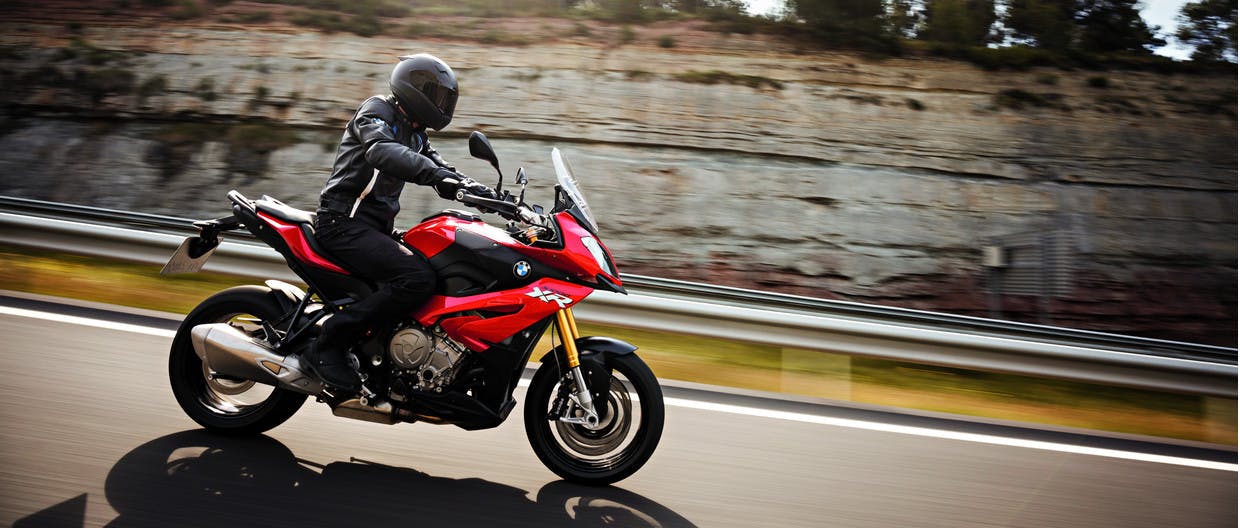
[160,236,219,275]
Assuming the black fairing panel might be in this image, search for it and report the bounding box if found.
[428,230,563,297]
[395,317,553,431]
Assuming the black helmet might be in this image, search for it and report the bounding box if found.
[390,53,458,131]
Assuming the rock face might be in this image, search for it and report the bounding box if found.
[0,4,1235,345]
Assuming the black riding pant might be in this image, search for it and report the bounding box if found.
[313,213,436,347]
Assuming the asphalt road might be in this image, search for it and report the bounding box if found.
[0,294,1235,528]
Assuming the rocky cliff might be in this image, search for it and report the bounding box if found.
[0,1,1235,345]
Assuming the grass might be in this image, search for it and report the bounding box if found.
[0,243,1233,444]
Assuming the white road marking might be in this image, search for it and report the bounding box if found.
[4,305,1235,472]
[0,305,177,338]
[662,397,1237,472]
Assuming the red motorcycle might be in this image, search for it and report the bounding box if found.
[164,132,663,485]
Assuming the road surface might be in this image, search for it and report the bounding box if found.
[0,294,1234,527]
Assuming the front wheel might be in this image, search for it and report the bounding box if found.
[524,353,664,486]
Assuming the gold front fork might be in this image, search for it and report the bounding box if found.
[555,306,600,428]
[555,307,582,368]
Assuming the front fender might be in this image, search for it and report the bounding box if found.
[538,336,638,401]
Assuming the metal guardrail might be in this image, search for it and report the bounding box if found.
[1,196,1235,398]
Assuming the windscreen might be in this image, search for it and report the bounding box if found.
[552,148,598,233]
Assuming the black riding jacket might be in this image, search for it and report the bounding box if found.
[318,95,451,232]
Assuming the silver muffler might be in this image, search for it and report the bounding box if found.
[190,323,325,395]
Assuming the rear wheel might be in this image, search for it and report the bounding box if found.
[525,353,664,486]
[169,285,307,436]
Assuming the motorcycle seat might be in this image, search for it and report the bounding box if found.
[255,197,317,226]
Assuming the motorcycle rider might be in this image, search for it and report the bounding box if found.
[305,53,494,392]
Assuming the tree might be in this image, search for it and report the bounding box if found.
[1177,0,1238,62]
[886,0,924,38]
[1075,0,1164,53]
[1005,0,1077,51]
[789,0,889,46]
[922,0,997,46]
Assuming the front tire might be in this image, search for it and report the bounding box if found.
[169,285,307,436]
[524,353,664,486]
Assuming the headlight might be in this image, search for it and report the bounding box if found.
[580,236,614,276]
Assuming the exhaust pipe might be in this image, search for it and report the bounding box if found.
[332,398,400,425]
[190,323,325,395]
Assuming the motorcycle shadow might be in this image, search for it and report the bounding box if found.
[102,430,696,528]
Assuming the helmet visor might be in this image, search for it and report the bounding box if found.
[409,70,458,118]
[424,82,457,117]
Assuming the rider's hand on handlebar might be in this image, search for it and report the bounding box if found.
[456,178,497,201]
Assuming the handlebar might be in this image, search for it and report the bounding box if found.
[457,192,544,226]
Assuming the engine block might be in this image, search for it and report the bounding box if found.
[388,326,467,392]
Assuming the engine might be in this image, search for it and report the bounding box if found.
[387,325,469,393]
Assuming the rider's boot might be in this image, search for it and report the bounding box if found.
[303,313,363,393]
[302,287,416,393]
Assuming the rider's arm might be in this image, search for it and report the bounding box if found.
[422,139,454,171]
[352,97,451,186]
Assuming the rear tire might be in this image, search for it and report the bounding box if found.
[169,285,307,436]
[524,353,664,486]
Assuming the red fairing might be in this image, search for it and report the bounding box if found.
[504,212,621,284]
[401,215,461,258]
[256,212,350,275]
[413,278,593,351]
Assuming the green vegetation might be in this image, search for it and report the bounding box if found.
[1035,72,1059,85]
[194,78,218,101]
[251,0,409,17]
[994,88,1069,110]
[674,69,784,90]
[82,67,137,103]
[137,74,169,99]
[169,0,207,19]
[624,69,654,81]
[236,11,274,23]
[617,25,636,45]
[112,0,1233,72]
[658,35,677,48]
[0,243,1233,444]
[289,9,383,37]
[479,30,531,46]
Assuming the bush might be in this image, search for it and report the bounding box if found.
[237,11,274,23]
[479,30,531,46]
[905,98,925,110]
[78,67,137,102]
[673,70,784,90]
[195,77,217,101]
[658,35,676,48]
[169,0,207,20]
[1035,73,1059,85]
[137,74,168,98]
[1087,75,1110,88]
[994,89,1068,110]
[618,26,636,45]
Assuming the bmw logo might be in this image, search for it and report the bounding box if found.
[513,261,531,278]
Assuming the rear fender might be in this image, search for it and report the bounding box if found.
[539,337,638,401]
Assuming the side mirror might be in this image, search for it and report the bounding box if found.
[515,167,528,205]
[469,131,499,171]
[468,130,503,194]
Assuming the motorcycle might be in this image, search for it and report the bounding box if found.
[163,131,664,486]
